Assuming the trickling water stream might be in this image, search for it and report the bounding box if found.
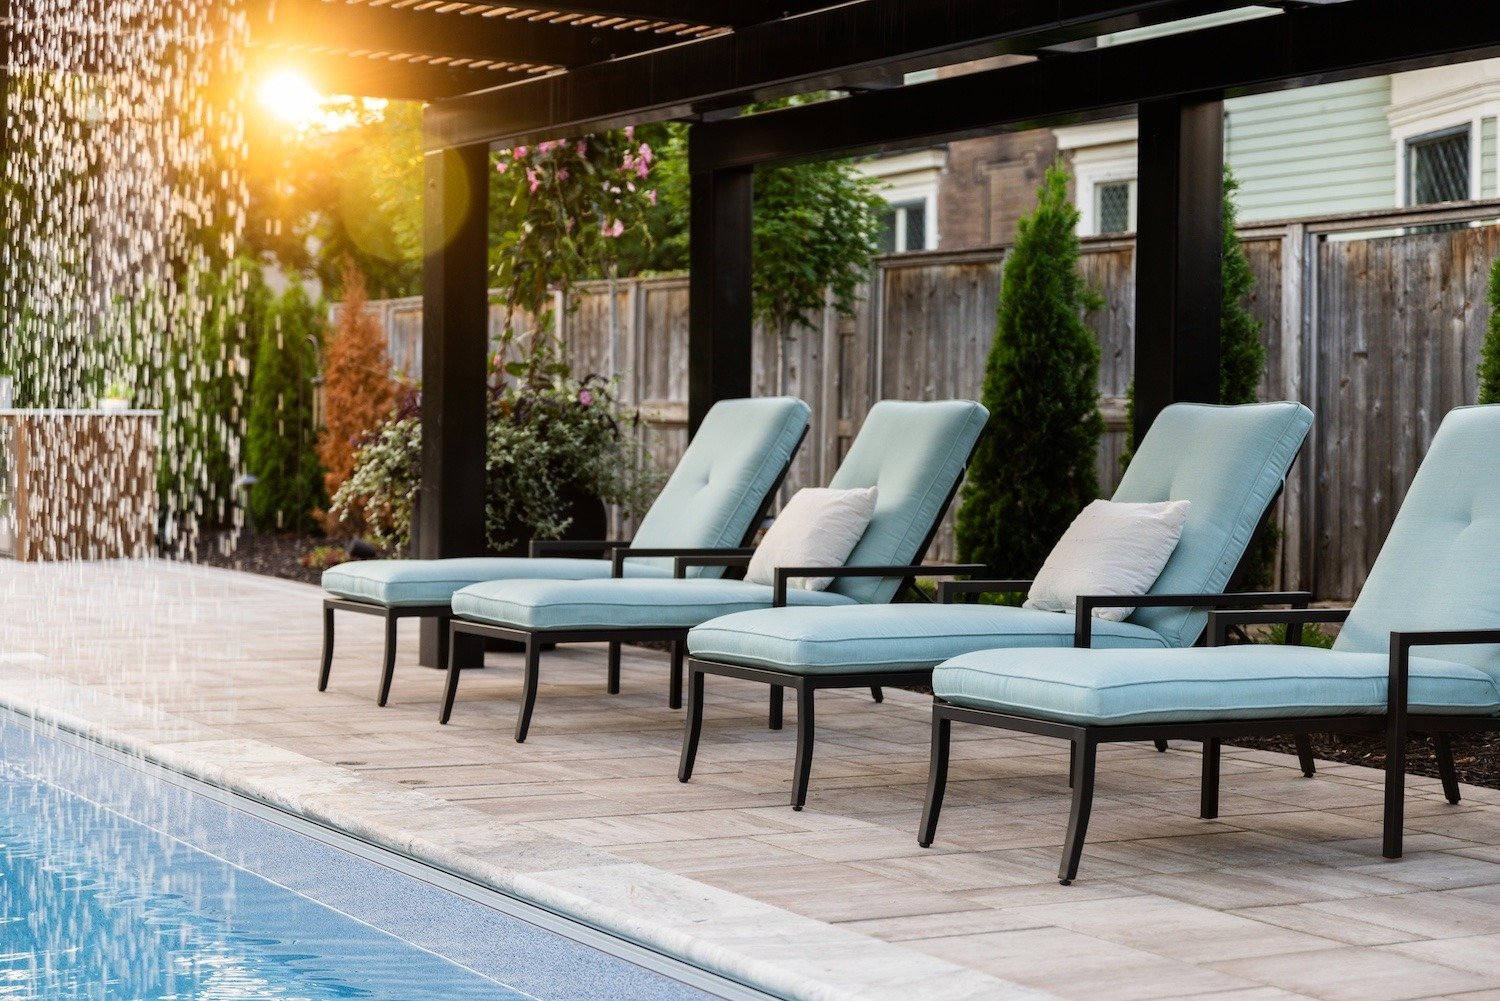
[1,0,251,555]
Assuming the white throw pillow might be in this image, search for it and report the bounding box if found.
[745,487,879,592]
[1024,499,1191,622]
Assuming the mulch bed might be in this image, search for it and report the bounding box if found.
[189,532,343,587]
[182,543,1500,790]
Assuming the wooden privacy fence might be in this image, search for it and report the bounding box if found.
[354,200,1500,601]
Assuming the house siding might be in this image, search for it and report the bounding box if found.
[1225,78,1397,221]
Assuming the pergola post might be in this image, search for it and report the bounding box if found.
[417,138,490,667]
[1133,97,1225,440]
[687,126,754,434]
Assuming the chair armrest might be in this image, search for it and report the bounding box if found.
[1389,628,1500,717]
[528,539,630,558]
[773,563,987,608]
[938,579,1035,604]
[1207,606,1352,647]
[1074,590,1314,648]
[610,546,758,578]
[673,554,754,579]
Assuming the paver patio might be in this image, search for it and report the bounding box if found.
[4,558,1500,1000]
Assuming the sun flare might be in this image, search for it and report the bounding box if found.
[258,69,325,129]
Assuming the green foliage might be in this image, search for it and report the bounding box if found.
[1219,169,1266,407]
[1266,622,1335,649]
[1481,256,1500,405]
[246,283,326,532]
[955,163,1102,576]
[639,113,885,332]
[332,376,661,553]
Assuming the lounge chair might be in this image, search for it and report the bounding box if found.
[918,404,1500,884]
[444,399,989,740]
[680,401,1314,809]
[317,397,811,706]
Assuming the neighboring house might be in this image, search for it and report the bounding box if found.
[857,8,1500,248]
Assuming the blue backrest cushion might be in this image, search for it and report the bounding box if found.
[1336,406,1500,680]
[1114,401,1314,647]
[630,397,811,574]
[826,399,989,604]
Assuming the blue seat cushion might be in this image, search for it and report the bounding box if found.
[322,557,670,608]
[688,604,1168,676]
[451,578,857,632]
[931,645,1500,726]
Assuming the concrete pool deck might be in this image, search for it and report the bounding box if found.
[4,559,1500,1001]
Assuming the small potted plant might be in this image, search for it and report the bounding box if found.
[98,378,131,413]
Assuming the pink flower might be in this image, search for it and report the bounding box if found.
[646,189,657,206]
[578,389,594,406]
[576,141,588,156]
[624,125,634,139]
[527,169,540,193]
[600,218,624,238]
[626,181,635,192]
[557,168,569,181]
[514,145,529,158]
[496,160,508,174]
[638,142,653,164]
[538,140,559,153]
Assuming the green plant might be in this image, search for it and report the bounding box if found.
[247,282,326,532]
[331,375,661,553]
[1481,256,1500,405]
[101,378,130,400]
[299,544,350,570]
[955,163,1103,577]
[1266,622,1336,649]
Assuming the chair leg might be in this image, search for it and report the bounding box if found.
[607,641,621,695]
[1295,733,1317,777]
[870,686,884,703]
[1382,706,1407,859]
[514,635,542,743]
[1154,739,1169,752]
[917,712,952,848]
[1068,742,1075,788]
[439,621,465,724]
[376,613,399,707]
[1436,732,1461,805]
[1200,738,1221,820]
[791,683,815,811]
[678,667,706,783]
[1060,736,1099,885]
[437,615,452,670]
[769,686,783,730]
[317,604,335,692]
[669,640,684,710]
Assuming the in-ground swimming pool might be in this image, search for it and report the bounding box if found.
[0,714,737,1000]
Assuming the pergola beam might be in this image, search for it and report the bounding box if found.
[690,0,1500,170]
[263,51,530,101]
[424,0,1259,149]
[452,2,836,27]
[261,0,669,69]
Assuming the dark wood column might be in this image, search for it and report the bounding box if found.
[417,138,490,666]
[688,125,754,434]
[1133,97,1224,441]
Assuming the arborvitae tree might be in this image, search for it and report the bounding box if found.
[317,261,396,501]
[247,283,325,531]
[1482,257,1500,405]
[955,164,1102,576]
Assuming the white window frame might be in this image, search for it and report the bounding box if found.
[856,148,943,252]
[1387,62,1500,206]
[1055,119,1139,235]
[1397,118,1480,206]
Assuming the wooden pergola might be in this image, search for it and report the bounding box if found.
[248,0,1500,662]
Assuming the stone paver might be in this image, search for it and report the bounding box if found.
[2,558,1498,1000]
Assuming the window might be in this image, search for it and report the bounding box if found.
[1407,125,1471,205]
[877,199,928,253]
[1096,180,1134,234]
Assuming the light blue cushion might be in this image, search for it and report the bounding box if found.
[1114,402,1314,648]
[932,645,1500,726]
[322,557,671,607]
[826,400,988,604]
[629,396,811,574]
[688,604,1167,675]
[1334,406,1500,682]
[452,578,857,632]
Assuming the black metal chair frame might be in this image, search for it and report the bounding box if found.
[918,603,1500,884]
[317,425,808,707]
[449,431,983,742]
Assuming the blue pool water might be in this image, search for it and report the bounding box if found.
[0,717,721,1000]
